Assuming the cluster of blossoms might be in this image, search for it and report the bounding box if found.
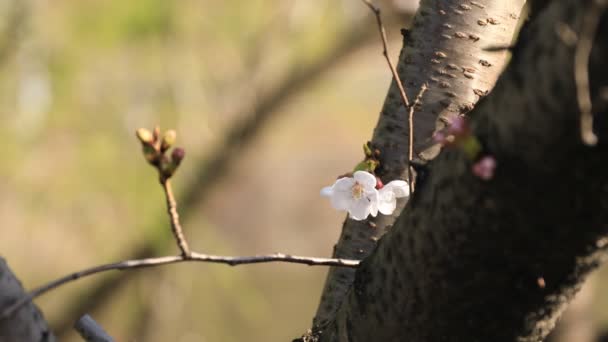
[321,171,409,221]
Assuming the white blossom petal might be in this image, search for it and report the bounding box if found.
[377,189,397,215]
[321,173,385,220]
[353,171,377,189]
[330,190,353,211]
[384,180,410,198]
[348,197,373,220]
[366,189,379,217]
[320,186,333,197]
[333,177,356,191]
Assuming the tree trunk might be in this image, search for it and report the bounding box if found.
[313,0,524,327]
[0,258,55,342]
[545,277,597,342]
[315,0,608,340]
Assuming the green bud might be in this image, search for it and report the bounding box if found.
[161,130,177,152]
[160,156,175,178]
[159,148,185,178]
[136,128,154,145]
[460,135,482,160]
[142,144,158,164]
[363,142,373,157]
[354,159,379,173]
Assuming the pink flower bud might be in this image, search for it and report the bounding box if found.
[447,116,468,136]
[171,147,185,166]
[472,155,496,180]
[376,177,384,189]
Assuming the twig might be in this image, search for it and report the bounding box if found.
[161,178,190,257]
[574,0,606,146]
[408,84,428,191]
[74,315,114,342]
[52,26,380,338]
[361,0,419,188]
[0,252,359,320]
[361,0,410,109]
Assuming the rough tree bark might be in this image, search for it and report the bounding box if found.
[0,258,55,342]
[314,0,524,327]
[314,0,608,340]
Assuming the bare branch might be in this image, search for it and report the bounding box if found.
[0,257,55,341]
[574,0,606,146]
[360,0,410,109]
[161,178,190,257]
[408,84,428,191]
[52,24,382,337]
[74,315,114,342]
[0,252,358,321]
[360,0,418,186]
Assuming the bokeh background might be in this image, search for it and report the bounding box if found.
[0,1,605,341]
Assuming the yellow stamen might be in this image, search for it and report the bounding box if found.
[352,182,364,199]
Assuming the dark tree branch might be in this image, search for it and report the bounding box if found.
[0,257,55,342]
[318,0,608,340]
[74,315,113,342]
[575,0,606,145]
[313,0,525,328]
[1,252,358,322]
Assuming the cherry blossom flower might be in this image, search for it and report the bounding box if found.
[377,180,410,215]
[321,171,410,220]
[321,171,379,220]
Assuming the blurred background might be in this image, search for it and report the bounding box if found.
[0,0,605,341]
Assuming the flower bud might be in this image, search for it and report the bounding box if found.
[153,125,161,142]
[375,176,384,189]
[354,159,379,173]
[136,128,154,145]
[472,155,496,180]
[142,144,158,164]
[363,142,373,157]
[171,147,185,166]
[460,135,482,160]
[447,116,469,136]
[161,130,177,152]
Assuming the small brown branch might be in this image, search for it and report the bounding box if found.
[408,84,428,191]
[52,28,379,338]
[160,178,190,257]
[361,0,421,188]
[0,252,359,321]
[574,0,606,146]
[361,0,410,109]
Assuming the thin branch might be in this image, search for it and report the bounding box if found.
[52,25,381,338]
[360,0,410,108]
[161,178,190,257]
[0,252,359,321]
[574,0,606,146]
[361,0,419,189]
[408,84,428,191]
[74,315,114,342]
